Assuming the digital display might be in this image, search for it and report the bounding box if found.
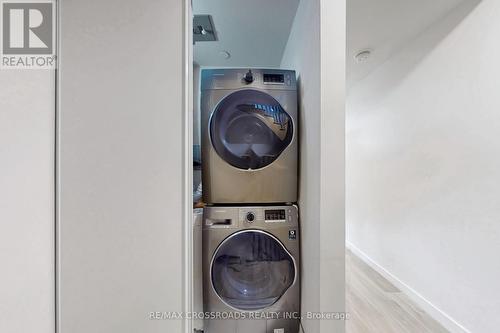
[263,73,285,83]
[265,209,286,221]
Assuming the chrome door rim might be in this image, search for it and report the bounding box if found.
[209,229,298,312]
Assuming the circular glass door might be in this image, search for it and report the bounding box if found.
[210,90,293,170]
[211,230,295,311]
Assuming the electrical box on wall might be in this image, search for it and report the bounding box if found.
[193,15,217,42]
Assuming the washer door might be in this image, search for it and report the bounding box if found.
[210,89,293,170]
[211,230,295,311]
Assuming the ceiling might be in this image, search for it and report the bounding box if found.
[348,0,466,87]
[193,0,466,80]
[193,0,299,67]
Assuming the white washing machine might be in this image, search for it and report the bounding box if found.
[201,68,298,204]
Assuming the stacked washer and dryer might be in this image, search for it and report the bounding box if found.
[200,68,300,333]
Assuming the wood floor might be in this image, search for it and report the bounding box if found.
[346,250,449,333]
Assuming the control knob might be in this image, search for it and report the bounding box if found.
[246,212,255,223]
[244,70,254,84]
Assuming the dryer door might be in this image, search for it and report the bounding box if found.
[210,89,293,170]
[211,230,295,311]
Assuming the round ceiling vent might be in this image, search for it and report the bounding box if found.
[219,50,231,59]
[355,49,372,63]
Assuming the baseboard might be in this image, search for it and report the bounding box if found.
[346,242,471,333]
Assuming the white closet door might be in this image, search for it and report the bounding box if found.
[58,0,187,332]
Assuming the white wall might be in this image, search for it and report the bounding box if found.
[193,63,201,146]
[193,64,202,192]
[0,71,55,332]
[281,0,345,331]
[281,1,321,329]
[319,1,346,331]
[347,1,498,332]
[58,0,186,332]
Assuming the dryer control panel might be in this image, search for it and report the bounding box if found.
[201,68,297,91]
[263,73,284,84]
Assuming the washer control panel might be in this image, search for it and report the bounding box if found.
[264,209,286,223]
[238,207,297,225]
